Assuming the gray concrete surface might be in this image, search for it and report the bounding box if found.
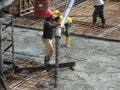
[8,27,120,90]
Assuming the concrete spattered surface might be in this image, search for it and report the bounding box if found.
[12,27,120,90]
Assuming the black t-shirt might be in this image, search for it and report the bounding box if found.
[42,20,53,39]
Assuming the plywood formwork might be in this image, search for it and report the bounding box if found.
[19,0,34,16]
[3,0,34,16]
[13,0,120,40]
[70,0,120,40]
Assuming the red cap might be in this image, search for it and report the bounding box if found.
[45,9,53,18]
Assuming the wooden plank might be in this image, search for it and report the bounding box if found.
[19,0,34,16]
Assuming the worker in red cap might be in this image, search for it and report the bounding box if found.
[42,9,56,65]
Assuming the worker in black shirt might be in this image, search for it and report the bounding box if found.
[91,0,106,28]
[42,10,56,65]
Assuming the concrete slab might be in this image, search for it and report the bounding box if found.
[6,27,120,90]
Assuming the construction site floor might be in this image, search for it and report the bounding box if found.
[1,0,120,90]
[3,26,120,90]
[13,0,120,41]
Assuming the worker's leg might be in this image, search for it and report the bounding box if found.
[42,39,49,58]
[42,39,53,65]
[46,39,54,65]
[65,23,72,46]
[98,5,105,27]
[47,39,54,58]
[92,6,98,26]
[66,36,70,47]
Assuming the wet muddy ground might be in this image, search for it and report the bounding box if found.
[13,0,120,41]
[4,26,120,90]
[1,0,120,90]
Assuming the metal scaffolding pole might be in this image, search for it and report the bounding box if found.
[0,14,14,90]
[0,20,3,75]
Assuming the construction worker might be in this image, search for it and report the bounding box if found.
[53,10,63,26]
[53,10,72,47]
[91,0,106,28]
[42,10,55,65]
[65,16,72,47]
[52,10,63,38]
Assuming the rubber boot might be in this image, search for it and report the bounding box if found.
[66,36,70,47]
[44,57,50,65]
[101,22,106,28]
[90,22,96,27]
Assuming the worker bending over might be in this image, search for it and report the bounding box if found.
[91,0,106,28]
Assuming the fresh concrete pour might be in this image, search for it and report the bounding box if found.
[11,27,120,90]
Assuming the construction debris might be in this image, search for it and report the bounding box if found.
[3,0,34,16]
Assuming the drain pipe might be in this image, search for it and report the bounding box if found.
[54,0,75,88]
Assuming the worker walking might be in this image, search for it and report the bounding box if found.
[91,0,106,28]
[42,10,55,65]
[65,16,72,47]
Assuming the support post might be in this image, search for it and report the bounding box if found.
[0,20,3,76]
[54,26,62,88]
[54,37,60,88]
[0,13,14,90]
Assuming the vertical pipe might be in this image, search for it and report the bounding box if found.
[0,21,3,75]
[11,16,15,69]
[54,26,62,88]
[54,37,60,88]
[54,0,75,87]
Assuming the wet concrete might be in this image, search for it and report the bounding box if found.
[7,27,120,90]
